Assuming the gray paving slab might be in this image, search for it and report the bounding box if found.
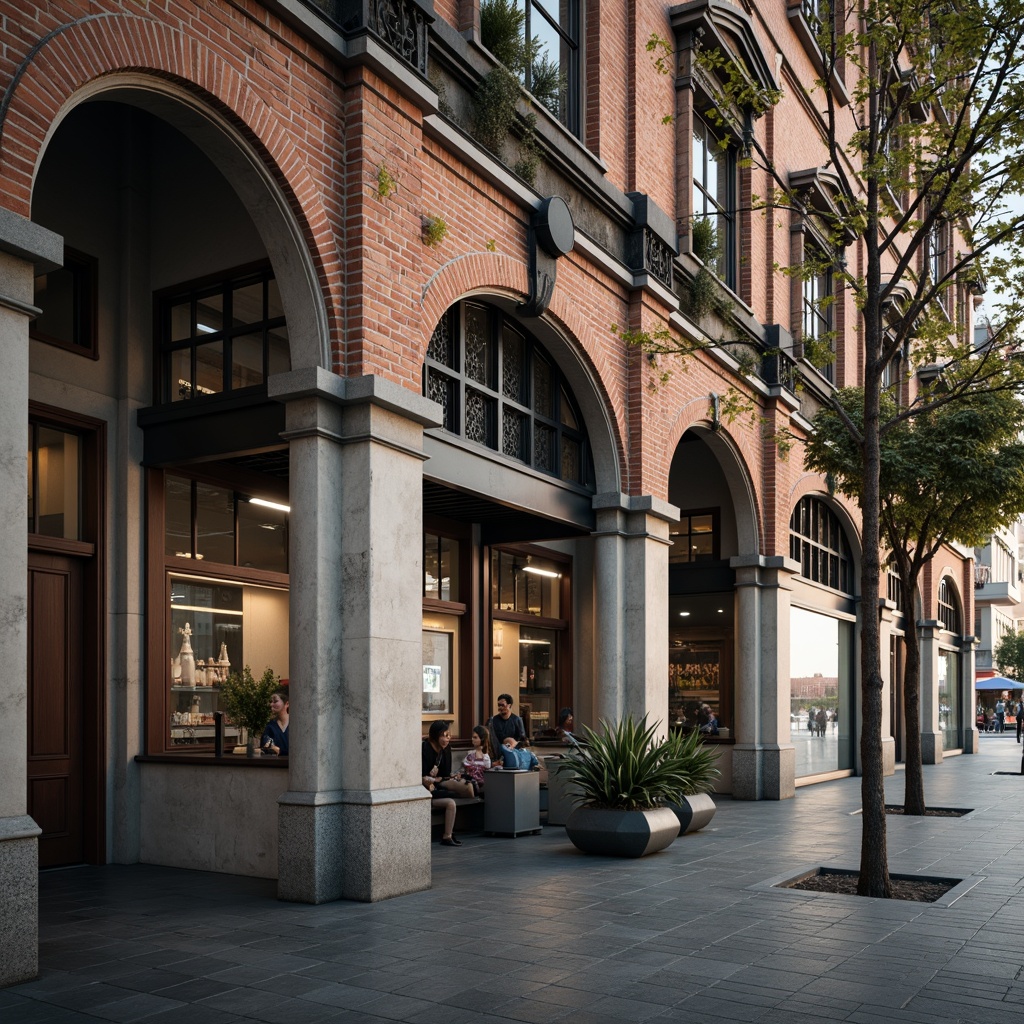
[6,741,1024,1023]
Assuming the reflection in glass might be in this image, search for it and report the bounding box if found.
[165,473,192,557]
[789,607,853,776]
[937,650,961,750]
[238,500,288,573]
[196,481,234,565]
[33,427,80,540]
[231,332,265,390]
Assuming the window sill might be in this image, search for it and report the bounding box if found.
[136,753,288,767]
[786,3,851,108]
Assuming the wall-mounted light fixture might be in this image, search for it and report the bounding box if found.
[493,621,504,659]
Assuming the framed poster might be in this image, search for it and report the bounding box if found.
[422,629,453,714]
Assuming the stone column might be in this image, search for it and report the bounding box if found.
[269,370,440,903]
[960,635,979,754]
[591,494,677,730]
[918,620,943,764]
[0,207,62,985]
[730,556,798,800]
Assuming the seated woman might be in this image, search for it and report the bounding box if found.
[460,725,492,794]
[422,719,472,846]
[260,688,289,755]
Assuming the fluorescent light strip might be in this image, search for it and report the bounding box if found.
[249,496,291,513]
[522,565,560,578]
[171,604,244,616]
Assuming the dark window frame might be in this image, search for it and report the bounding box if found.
[692,115,738,290]
[31,245,99,359]
[424,301,593,487]
[789,496,854,595]
[154,261,286,406]
[938,576,961,633]
[521,0,581,137]
[670,508,721,564]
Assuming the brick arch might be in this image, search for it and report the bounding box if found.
[661,417,762,556]
[418,255,625,493]
[0,12,335,370]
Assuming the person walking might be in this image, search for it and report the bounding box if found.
[995,697,1006,733]
[1016,698,1023,743]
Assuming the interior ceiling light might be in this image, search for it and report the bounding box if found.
[249,496,291,513]
[522,565,560,578]
[679,611,691,617]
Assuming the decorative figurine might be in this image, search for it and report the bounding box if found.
[178,623,195,686]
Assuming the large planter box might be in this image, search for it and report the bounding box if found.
[565,806,680,858]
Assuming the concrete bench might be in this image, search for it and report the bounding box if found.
[430,796,484,838]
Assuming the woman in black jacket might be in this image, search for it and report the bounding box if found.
[422,719,462,846]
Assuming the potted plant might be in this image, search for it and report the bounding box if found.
[219,665,278,756]
[554,715,687,858]
[661,726,720,833]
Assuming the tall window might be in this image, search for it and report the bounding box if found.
[157,263,290,404]
[520,1,579,135]
[803,243,834,382]
[927,219,951,310]
[938,576,961,633]
[152,470,289,752]
[424,301,592,486]
[692,117,736,288]
[790,496,854,594]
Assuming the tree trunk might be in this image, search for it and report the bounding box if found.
[901,573,926,814]
[857,300,892,898]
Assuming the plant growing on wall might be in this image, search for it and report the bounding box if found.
[220,665,278,752]
[473,0,564,186]
[422,215,448,246]
[375,162,398,200]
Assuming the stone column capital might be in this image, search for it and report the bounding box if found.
[0,207,62,271]
[269,369,442,428]
[730,554,801,585]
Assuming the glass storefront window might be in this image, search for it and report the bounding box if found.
[938,650,961,750]
[424,533,459,601]
[669,646,726,734]
[490,549,561,617]
[168,574,288,746]
[790,607,854,777]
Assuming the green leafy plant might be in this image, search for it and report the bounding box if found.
[219,665,278,741]
[554,715,717,811]
[661,726,721,797]
[375,162,398,200]
[421,215,448,246]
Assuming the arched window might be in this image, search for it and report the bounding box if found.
[789,496,854,594]
[938,576,961,633]
[424,301,592,487]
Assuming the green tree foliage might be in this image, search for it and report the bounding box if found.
[641,0,1024,897]
[994,631,1024,681]
[806,378,1024,815]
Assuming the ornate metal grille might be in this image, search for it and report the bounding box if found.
[502,328,525,402]
[421,301,591,486]
[503,408,527,461]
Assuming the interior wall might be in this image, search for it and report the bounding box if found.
[668,435,739,558]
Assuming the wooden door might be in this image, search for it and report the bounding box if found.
[27,552,84,867]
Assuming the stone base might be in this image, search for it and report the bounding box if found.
[921,731,944,765]
[278,787,431,904]
[0,816,41,987]
[963,727,979,754]
[339,788,431,901]
[730,744,796,801]
[882,735,896,776]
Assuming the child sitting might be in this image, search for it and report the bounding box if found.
[499,737,540,770]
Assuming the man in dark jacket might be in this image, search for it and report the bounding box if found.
[488,693,528,763]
